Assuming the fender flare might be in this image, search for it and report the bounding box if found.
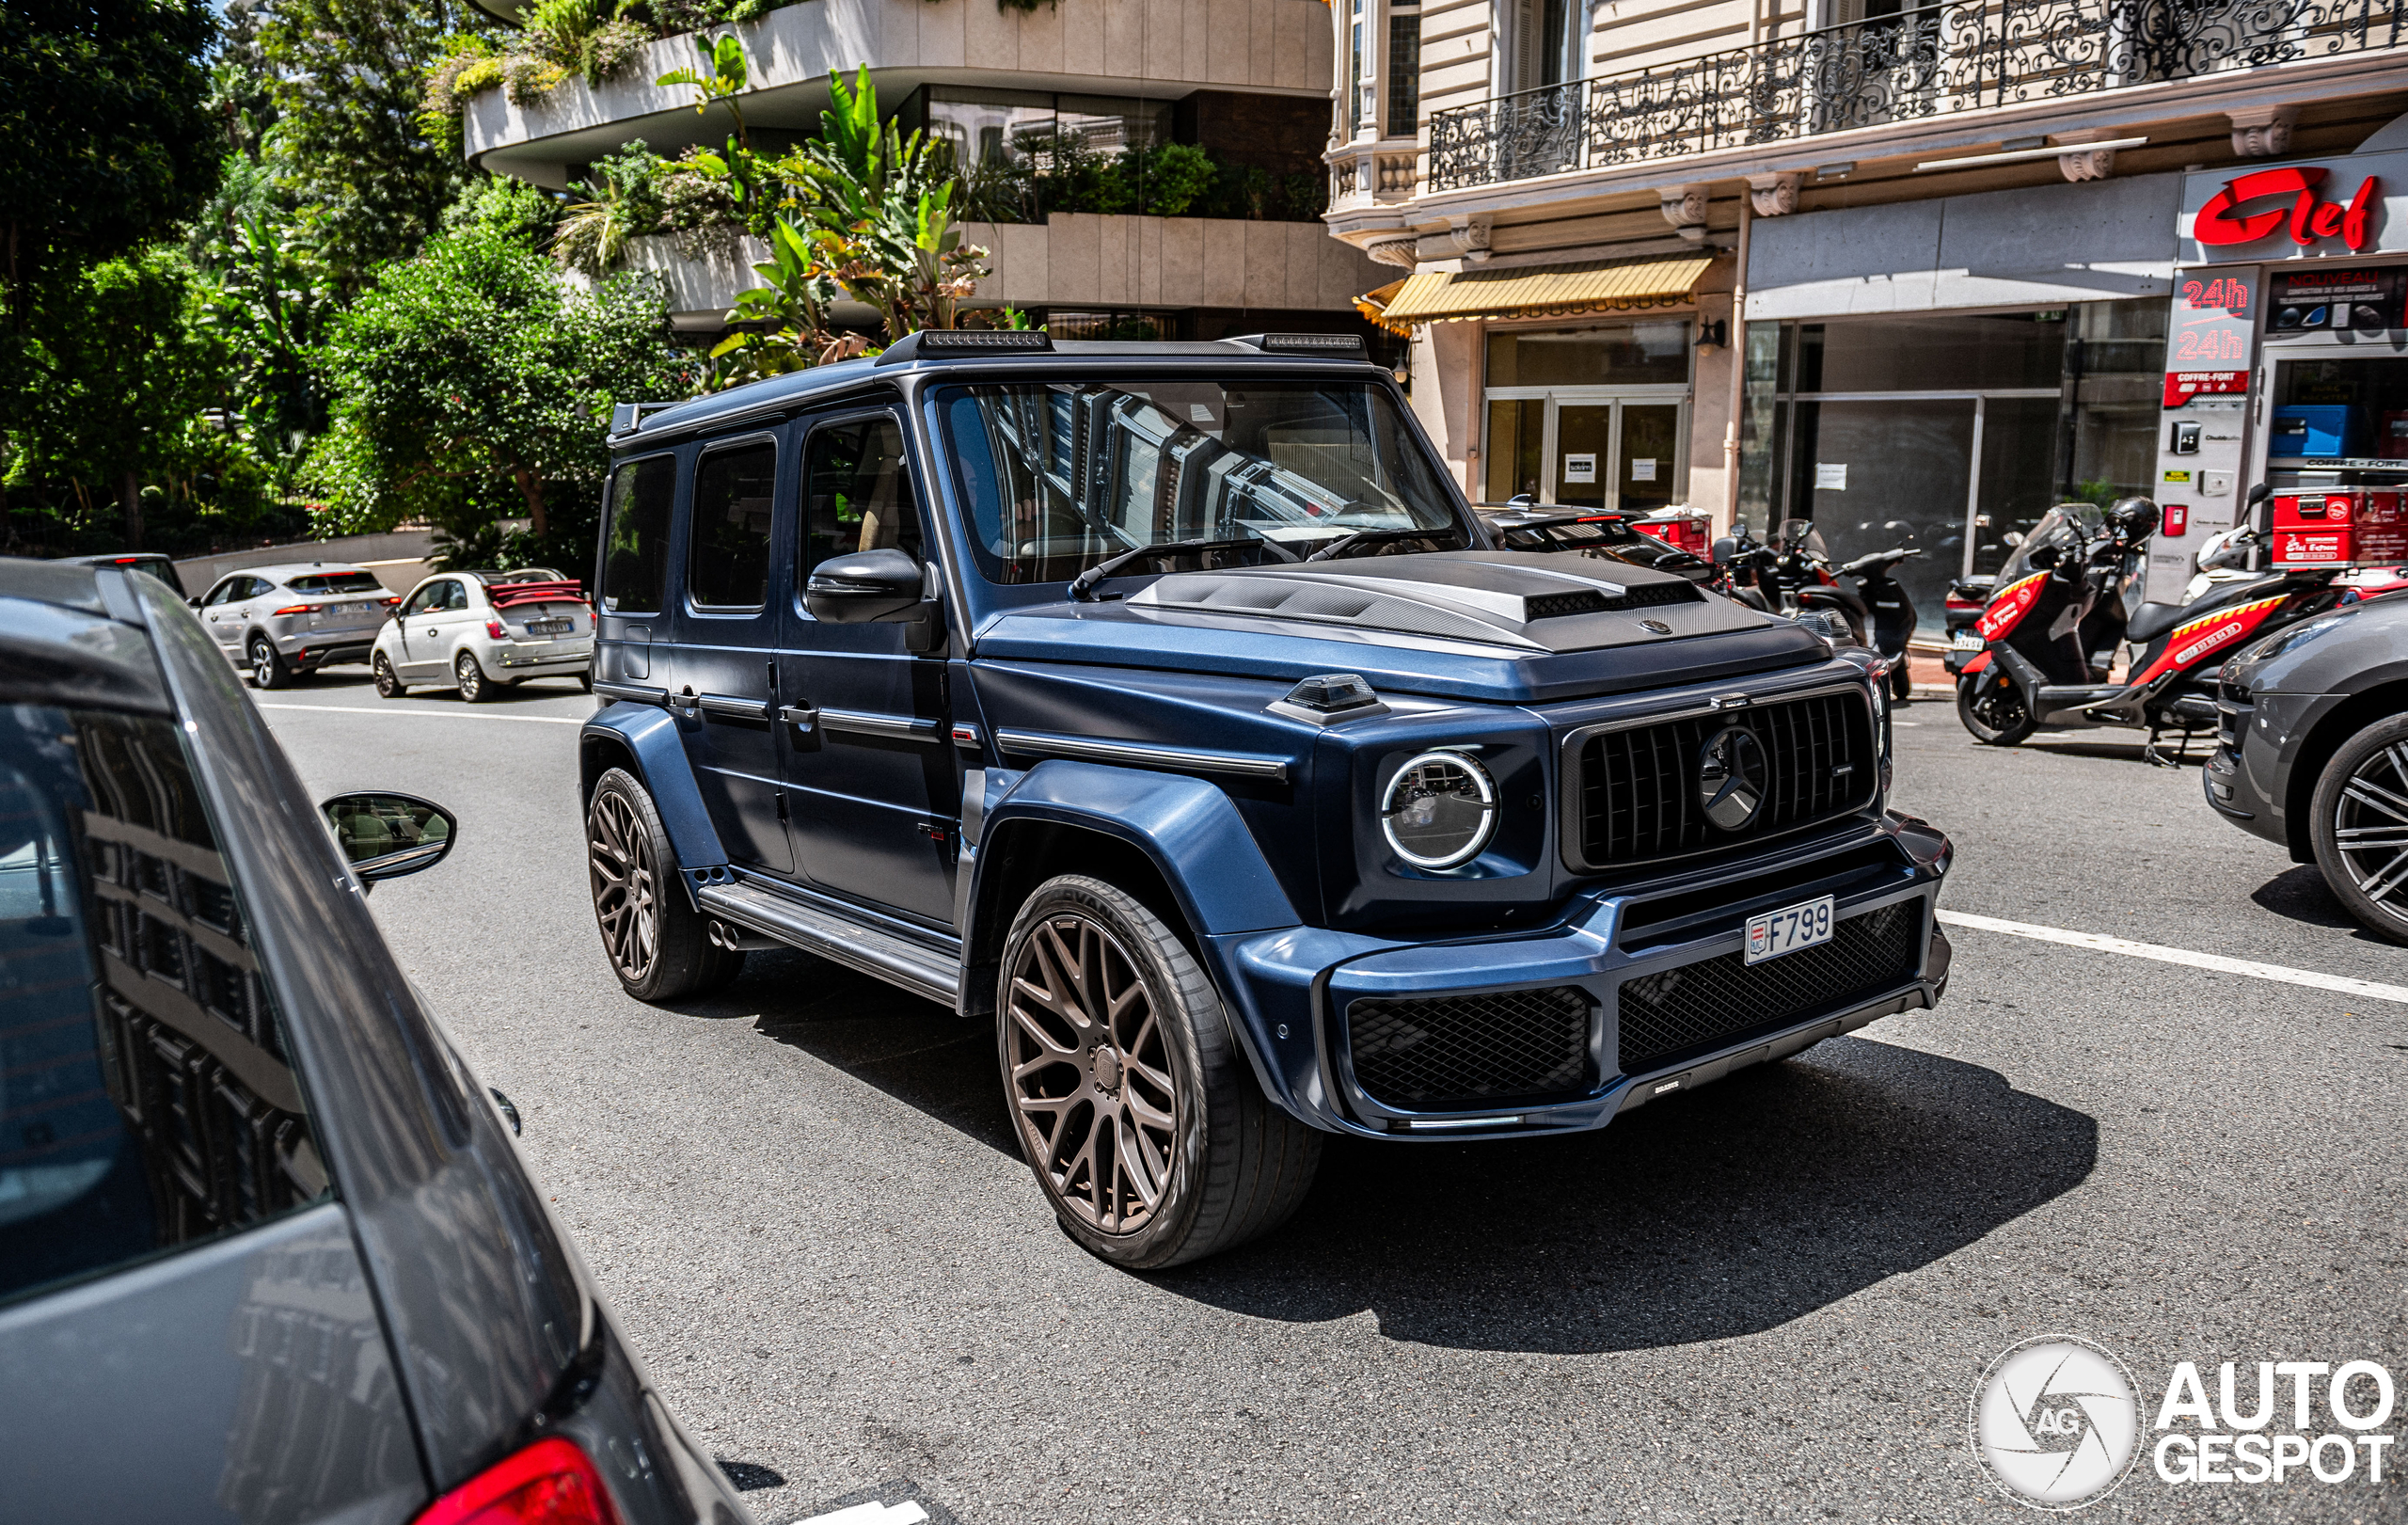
[578,704,728,901]
[962,760,1305,1110]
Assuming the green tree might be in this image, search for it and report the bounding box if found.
[259,0,489,287]
[308,223,685,543]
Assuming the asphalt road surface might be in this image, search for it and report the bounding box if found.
[259,674,2407,1525]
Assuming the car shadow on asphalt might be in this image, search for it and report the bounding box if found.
[2249,864,2384,938]
[1153,1036,2097,1355]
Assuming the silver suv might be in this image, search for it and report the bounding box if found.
[193,563,398,688]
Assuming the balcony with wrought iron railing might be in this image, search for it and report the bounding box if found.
[1425,0,2405,193]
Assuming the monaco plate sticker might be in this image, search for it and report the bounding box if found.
[1746,895,1834,965]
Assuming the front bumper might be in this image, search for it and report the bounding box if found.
[1212,812,1954,1141]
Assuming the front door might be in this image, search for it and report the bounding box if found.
[200,575,256,657]
[669,434,793,876]
[777,411,958,925]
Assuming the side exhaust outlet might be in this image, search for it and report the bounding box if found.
[707,919,781,952]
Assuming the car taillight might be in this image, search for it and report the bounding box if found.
[1944,597,1984,613]
[385,596,403,606]
[274,604,318,615]
[486,618,508,639]
[412,1438,619,1525]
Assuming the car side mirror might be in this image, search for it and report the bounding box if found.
[807,548,926,625]
[320,793,456,884]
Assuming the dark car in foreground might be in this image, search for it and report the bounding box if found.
[577,329,1956,1272]
[0,559,748,1525]
[2208,590,2408,942]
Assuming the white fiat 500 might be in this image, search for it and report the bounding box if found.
[372,568,594,701]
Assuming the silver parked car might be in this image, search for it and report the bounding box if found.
[193,562,399,689]
[372,568,594,701]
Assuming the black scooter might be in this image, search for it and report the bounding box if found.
[1834,545,1921,701]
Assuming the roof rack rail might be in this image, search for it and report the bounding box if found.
[1225,332,1368,357]
[875,328,1054,365]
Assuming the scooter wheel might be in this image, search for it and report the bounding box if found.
[1889,660,1912,703]
[1956,672,2035,746]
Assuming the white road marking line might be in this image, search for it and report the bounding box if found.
[1936,909,2408,1007]
[256,703,584,725]
[792,1503,928,1525]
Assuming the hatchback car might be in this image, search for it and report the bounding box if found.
[374,569,595,701]
[0,558,750,1525]
[194,561,399,688]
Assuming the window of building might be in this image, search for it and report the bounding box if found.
[1348,0,1366,136]
[1485,322,1692,388]
[1386,8,1421,136]
[1481,321,1692,510]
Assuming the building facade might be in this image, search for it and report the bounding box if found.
[1323,0,2408,626]
[466,0,1387,342]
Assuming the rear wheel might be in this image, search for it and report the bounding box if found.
[585,768,744,1001]
[2310,715,2408,945]
[1956,671,2034,746]
[372,652,405,698]
[454,651,494,703]
[247,636,292,691]
[998,875,1321,1269]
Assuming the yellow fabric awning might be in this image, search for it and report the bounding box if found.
[1379,254,1715,326]
[1354,277,1412,336]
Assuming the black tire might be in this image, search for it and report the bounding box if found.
[1889,658,1912,703]
[584,768,744,1001]
[247,635,292,691]
[997,875,1321,1270]
[454,650,495,703]
[372,652,406,698]
[1956,670,2034,746]
[2310,714,2408,945]
[577,669,594,693]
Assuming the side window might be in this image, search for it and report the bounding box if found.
[800,417,920,583]
[399,585,438,617]
[203,580,239,608]
[688,440,778,610]
[434,580,468,612]
[0,704,325,1306]
[600,456,675,615]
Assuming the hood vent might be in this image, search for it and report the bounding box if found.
[1526,582,1702,620]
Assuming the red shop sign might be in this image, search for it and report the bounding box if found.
[2162,370,2248,406]
[2194,167,2381,252]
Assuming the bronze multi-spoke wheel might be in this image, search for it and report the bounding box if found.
[2312,715,2408,945]
[585,768,742,1000]
[997,876,1321,1268]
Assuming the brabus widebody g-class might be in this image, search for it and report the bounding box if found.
[578,330,1956,1269]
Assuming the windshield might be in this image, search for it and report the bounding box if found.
[1998,504,2106,582]
[283,571,386,596]
[937,380,1465,584]
[1772,518,1829,558]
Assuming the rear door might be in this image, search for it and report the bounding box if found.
[776,410,958,923]
[596,453,677,687]
[668,432,794,875]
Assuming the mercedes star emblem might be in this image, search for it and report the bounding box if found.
[1640,618,1673,634]
[1697,725,1767,832]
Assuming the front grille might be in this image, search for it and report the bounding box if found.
[1615,899,1923,1074]
[1346,985,1592,1110]
[1571,690,1875,870]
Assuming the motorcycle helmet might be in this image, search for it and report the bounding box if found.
[2109,496,2161,543]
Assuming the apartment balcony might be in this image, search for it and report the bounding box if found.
[465,0,1335,184]
[622,213,1386,326]
[1422,0,2406,195]
[1326,135,1422,214]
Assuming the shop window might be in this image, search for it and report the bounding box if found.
[1483,398,1545,502]
[1484,322,1691,388]
[2059,298,2169,505]
[1794,311,2066,393]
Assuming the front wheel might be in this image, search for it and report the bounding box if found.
[998,876,1321,1270]
[584,768,744,1001]
[1888,658,1912,703]
[372,652,405,698]
[247,636,292,691]
[1956,671,2034,746]
[2310,715,2408,945]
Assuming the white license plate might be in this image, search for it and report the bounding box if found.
[1746,895,1834,964]
[524,618,574,636]
[1952,630,1984,650]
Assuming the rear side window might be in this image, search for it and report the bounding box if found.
[600,455,676,614]
[0,706,325,1307]
[688,440,778,610]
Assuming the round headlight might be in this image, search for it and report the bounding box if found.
[1381,751,1497,869]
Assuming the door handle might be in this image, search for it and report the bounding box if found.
[698,692,772,721]
[777,704,817,734]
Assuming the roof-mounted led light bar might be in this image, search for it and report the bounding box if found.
[876,328,1055,365]
[1227,332,1369,357]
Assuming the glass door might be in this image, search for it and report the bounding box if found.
[1617,404,1681,513]
[1554,405,1613,509]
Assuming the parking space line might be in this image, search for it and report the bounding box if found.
[1936,909,2408,1006]
[256,703,584,725]
[792,1504,927,1525]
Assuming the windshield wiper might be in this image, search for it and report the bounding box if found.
[1067,536,1288,601]
[1304,526,1459,562]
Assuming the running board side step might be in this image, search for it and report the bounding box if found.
[696,882,961,1007]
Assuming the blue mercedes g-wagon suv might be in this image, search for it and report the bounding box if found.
[579,329,1955,1268]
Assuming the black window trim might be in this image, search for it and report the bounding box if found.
[684,430,783,617]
